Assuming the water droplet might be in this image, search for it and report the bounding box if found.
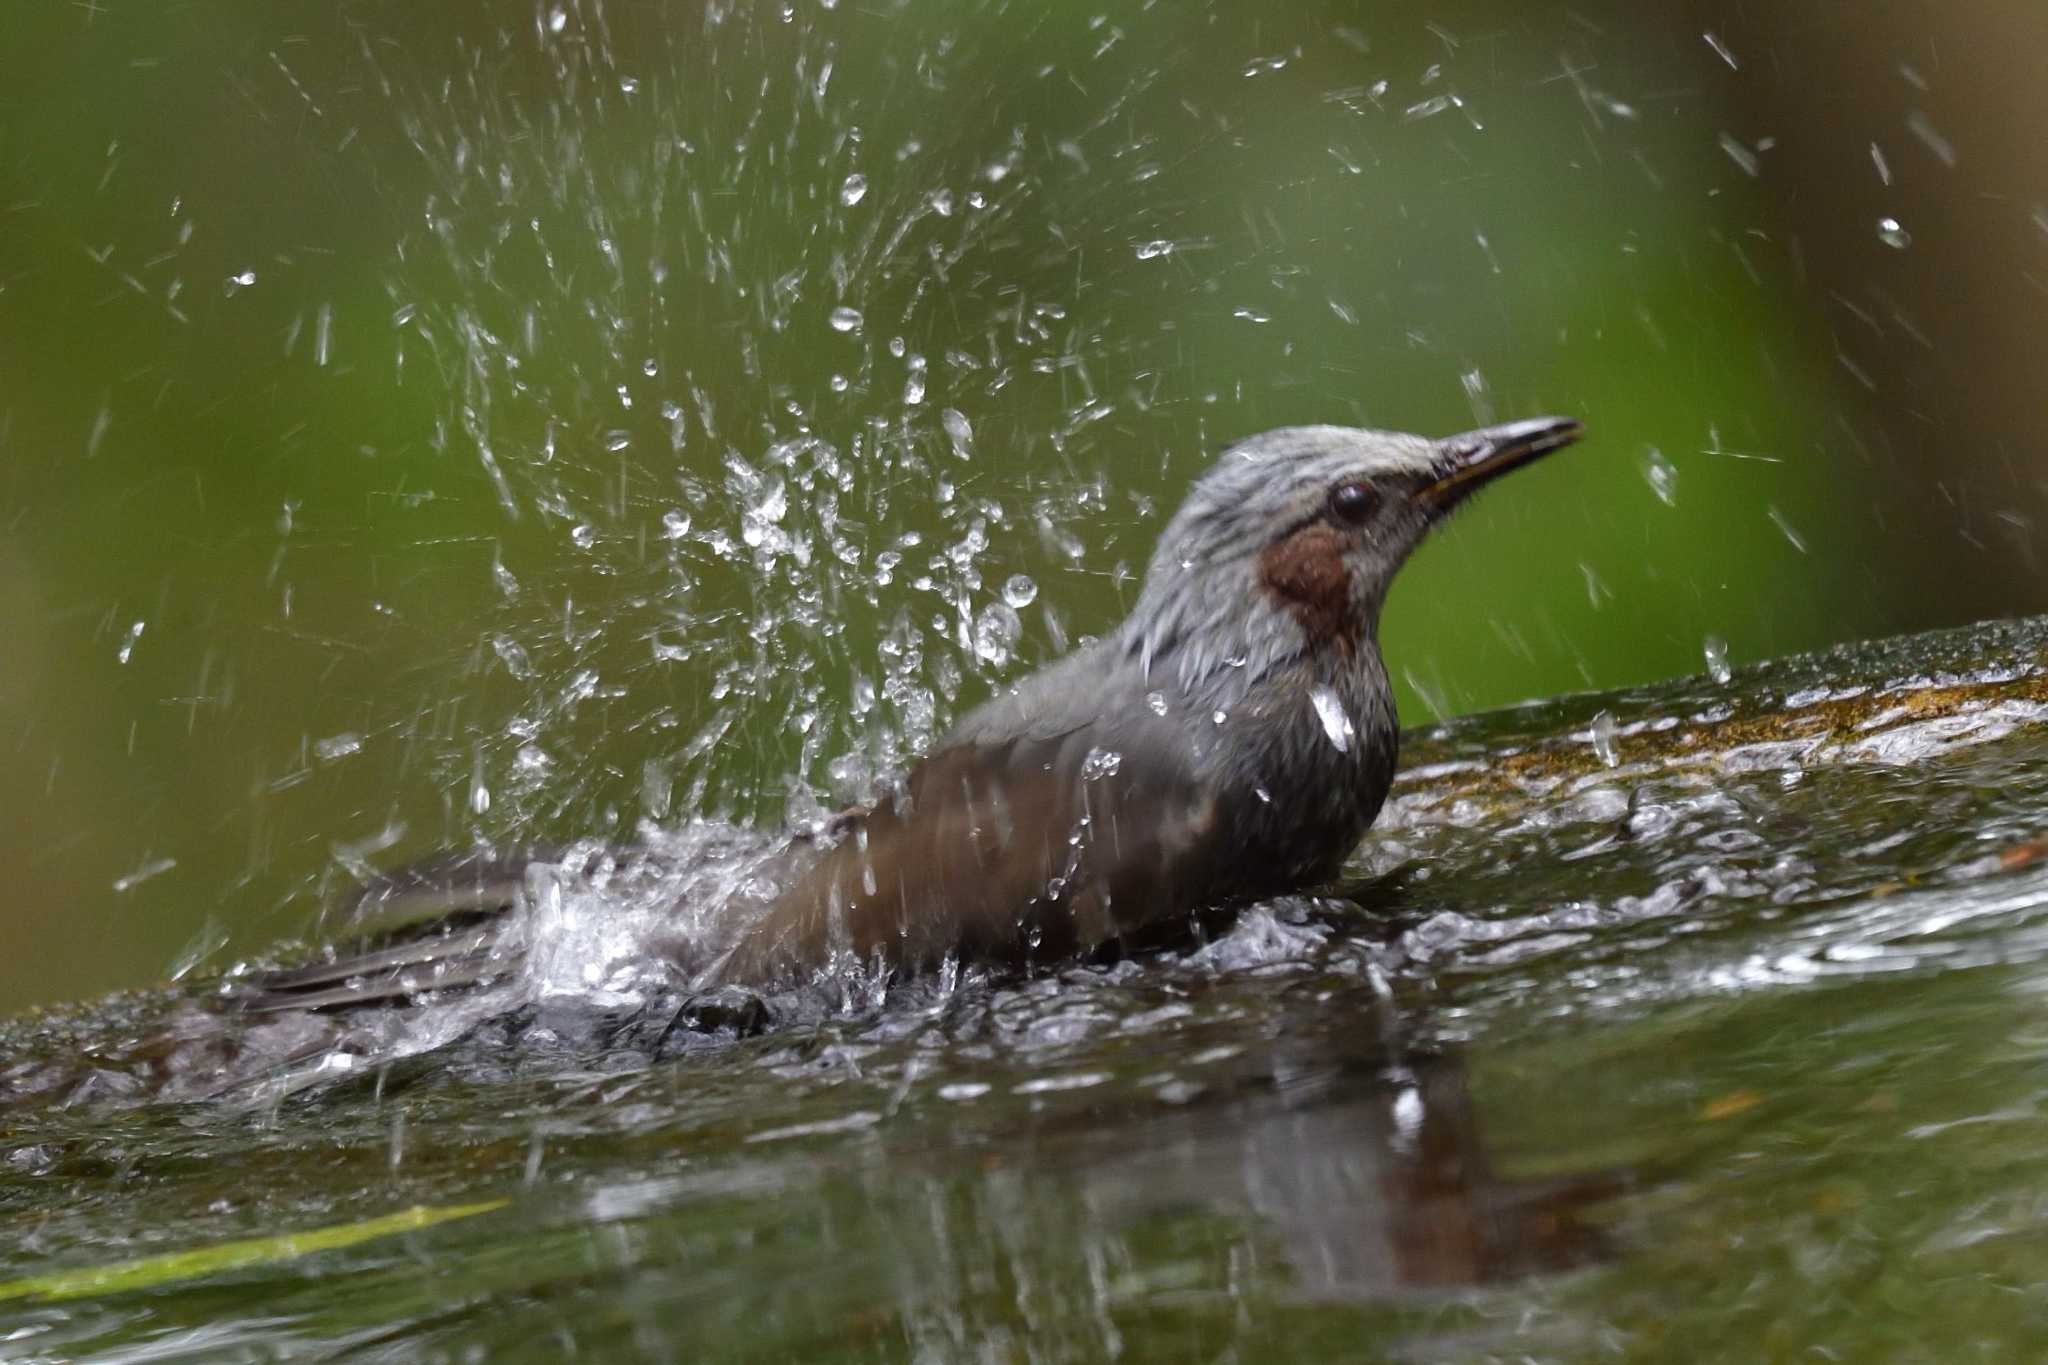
[1461,368,1493,425]
[903,354,927,406]
[618,76,639,95]
[1135,239,1175,260]
[1717,132,1760,177]
[167,915,228,982]
[1001,574,1037,608]
[1767,504,1809,553]
[1037,517,1084,561]
[1589,710,1619,767]
[1232,306,1270,323]
[839,173,867,207]
[314,733,363,762]
[828,306,862,333]
[570,524,597,549]
[1145,690,1169,716]
[741,477,788,547]
[1581,562,1609,609]
[1642,447,1678,505]
[973,602,1021,666]
[661,509,691,540]
[1309,685,1355,754]
[112,857,177,894]
[1877,216,1912,249]
[490,635,532,679]
[1080,748,1122,781]
[1704,635,1732,684]
[940,407,973,458]
[223,270,257,296]
[1212,709,1229,726]
[547,6,567,33]
[116,619,145,664]
[1906,110,1956,168]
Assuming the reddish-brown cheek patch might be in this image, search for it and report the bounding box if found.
[1258,523,1357,651]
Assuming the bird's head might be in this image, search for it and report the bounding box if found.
[1126,417,1583,691]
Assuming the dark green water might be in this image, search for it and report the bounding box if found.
[6,617,2048,1359]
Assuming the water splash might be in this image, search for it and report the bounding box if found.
[1704,635,1732,684]
[1642,447,1678,505]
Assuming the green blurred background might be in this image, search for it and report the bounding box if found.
[2,0,2044,1014]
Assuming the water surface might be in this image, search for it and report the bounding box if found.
[6,617,2048,1360]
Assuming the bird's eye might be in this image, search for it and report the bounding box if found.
[1327,481,1377,525]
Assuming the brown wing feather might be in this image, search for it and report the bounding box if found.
[716,729,1222,987]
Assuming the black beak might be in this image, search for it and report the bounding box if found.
[1415,416,1584,513]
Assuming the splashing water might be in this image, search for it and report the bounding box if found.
[360,0,1200,864]
[1704,634,1732,684]
[1641,446,1678,505]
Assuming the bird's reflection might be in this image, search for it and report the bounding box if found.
[976,1023,1627,1302]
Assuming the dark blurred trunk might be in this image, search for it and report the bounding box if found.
[1694,0,2048,620]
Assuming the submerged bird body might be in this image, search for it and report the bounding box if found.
[248,418,1581,1010]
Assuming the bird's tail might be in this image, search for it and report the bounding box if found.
[229,849,555,1012]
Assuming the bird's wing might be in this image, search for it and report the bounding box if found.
[713,719,1226,987]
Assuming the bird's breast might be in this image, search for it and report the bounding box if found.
[1212,669,1397,890]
